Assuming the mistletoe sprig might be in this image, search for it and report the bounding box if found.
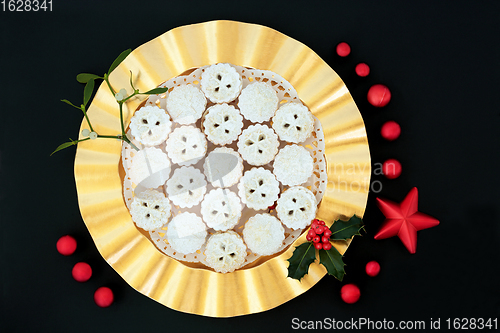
[287,215,364,281]
[51,49,169,155]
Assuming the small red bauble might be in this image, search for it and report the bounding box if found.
[322,242,332,251]
[314,242,323,250]
[367,84,391,107]
[306,235,313,241]
[94,287,114,308]
[340,284,361,304]
[308,229,316,237]
[381,120,401,141]
[336,42,351,57]
[56,235,77,256]
[313,236,320,243]
[72,262,92,282]
[321,236,330,243]
[382,159,402,179]
[365,261,381,277]
[317,220,325,226]
[355,63,370,77]
[323,229,332,237]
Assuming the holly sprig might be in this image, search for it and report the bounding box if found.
[287,215,364,281]
[51,49,169,155]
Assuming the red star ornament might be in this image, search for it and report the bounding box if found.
[374,187,439,254]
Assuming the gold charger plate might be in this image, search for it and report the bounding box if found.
[74,20,371,317]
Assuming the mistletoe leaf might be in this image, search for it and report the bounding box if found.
[319,247,345,281]
[330,215,365,240]
[50,141,76,155]
[287,242,316,281]
[108,49,132,74]
[60,99,80,110]
[143,87,169,95]
[76,73,100,83]
[83,79,95,107]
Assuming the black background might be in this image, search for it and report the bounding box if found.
[1,1,499,332]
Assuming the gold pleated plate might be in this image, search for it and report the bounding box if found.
[74,20,371,317]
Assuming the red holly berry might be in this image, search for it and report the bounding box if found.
[94,287,114,308]
[381,120,401,141]
[72,262,92,282]
[313,236,320,243]
[308,229,316,237]
[322,236,330,243]
[324,229,332,237]
[336,42,351,57]
[355,63,370,77]
[315,226,325,234]
[318,220,325,226]
[56,235,77,256]
[340,284,360,304]
[306,235,313,241]
[365,261,381,277]
[322,242,332,250]
[367,84,391,107]
[314,242,323,250]
[382,158,402,179]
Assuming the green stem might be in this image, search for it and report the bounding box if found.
[104,74,116,95]
[74,137,91,144]
[98,135,121,139]
[119,102,125,137]
[121,90,139,103]
[81,106,94,132]
[120,134,139,151]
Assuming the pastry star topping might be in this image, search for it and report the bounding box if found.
[374,187,439,254]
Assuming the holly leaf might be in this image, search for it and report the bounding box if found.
[108,49,132,74]
[143,87,169,95]
[287,242,316,281]
[319,247,345,281]
[330,215,365,240]
[76,73,100,83]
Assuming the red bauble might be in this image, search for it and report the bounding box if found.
[365,261,381,277]
[382,159,402,179]
[375,187,440,254]
[94,287,114,308]
[381,120,401,141]
[355,63,370,77]
[336,42,351,57]
[56,235,77,256]
[340,284,360,304]
[72,262,92,282]
[367,84,391,107]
